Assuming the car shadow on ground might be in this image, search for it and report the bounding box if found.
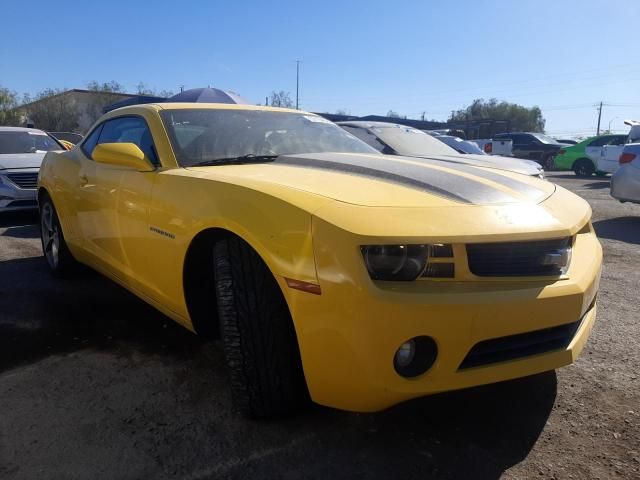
[583,181,611,190]
[292,372,557,479]
[0,255,556,480]
[0,211,38,228]
[0,224,39,239]
[0,256,205,373]
[593,216,640,245]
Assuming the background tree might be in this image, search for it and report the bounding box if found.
[269,91,294,108]
[136,82,155,95]
[335,109,350,115]
[449,98,545,132]
[84,80,127,126]
[0,86,21,126]
[386,110,401,118]
[21,89,80,131]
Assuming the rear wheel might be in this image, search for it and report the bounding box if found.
[213,236,308,418]
[573,158,595,177]
[39,194,78,276]
[543,154,556,171]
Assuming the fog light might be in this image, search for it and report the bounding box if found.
[393,336,438,378]
[395,340,416,368]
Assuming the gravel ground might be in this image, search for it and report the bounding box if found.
[0,172,638,480]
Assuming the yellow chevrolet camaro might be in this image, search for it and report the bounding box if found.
[37,103,602,418]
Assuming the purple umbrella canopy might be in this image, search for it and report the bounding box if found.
[168,87,248,104]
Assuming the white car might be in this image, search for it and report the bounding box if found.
[598,120,640,174]
[611,143,640,204]
[338,121,544,178]
[0,127,66,212]
[470,138,514,157]
[432,134,487,155]
[424,130,514,157]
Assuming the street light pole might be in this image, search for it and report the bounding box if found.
[295,60,301,110]
[608,117,619,132]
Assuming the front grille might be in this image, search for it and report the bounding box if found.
[459,319,582,370]
[466,238,572,277]
[6,172,38,189]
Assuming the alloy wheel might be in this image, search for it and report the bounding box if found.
[41,203,60,269]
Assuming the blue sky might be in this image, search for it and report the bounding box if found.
[2,0,639,137]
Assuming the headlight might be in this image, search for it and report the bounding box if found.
[361,244,429,281]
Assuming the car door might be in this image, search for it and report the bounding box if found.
[509,134,530,159]
[76,116,158,281]
[596,135,628,173]
[585,136,610,163]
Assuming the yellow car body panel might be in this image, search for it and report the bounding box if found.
[38,103,603,412]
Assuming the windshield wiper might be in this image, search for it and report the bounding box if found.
[191,154,279,167]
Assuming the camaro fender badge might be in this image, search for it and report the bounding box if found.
[149,226,176,239]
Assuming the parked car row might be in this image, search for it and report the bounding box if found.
[339,122,543,177]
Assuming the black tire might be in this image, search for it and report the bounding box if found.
[543,154,556,171]
[573,158,595,177]
[39,193,78,276]
[213,236,308,418]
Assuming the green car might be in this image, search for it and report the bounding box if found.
[554,134,627,176]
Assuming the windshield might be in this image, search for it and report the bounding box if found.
[370,125,458,156]
[532,133,561,144]
[437,136,485,155]
[0,130,62,154]
[159,109,379,167]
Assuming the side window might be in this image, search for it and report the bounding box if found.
[97,116,159,165]
[341,126,390,153]
[589,136,609,147]
[81,124,104,159]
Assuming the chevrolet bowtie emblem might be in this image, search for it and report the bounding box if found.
[539,248,570,266]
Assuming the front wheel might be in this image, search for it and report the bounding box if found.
[39,194,78,276]
[573,159,595,177]
[213,236,308,418]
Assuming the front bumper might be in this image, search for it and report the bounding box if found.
[283,218,602,412]
[0,169,39,212]
[611,164,640,204]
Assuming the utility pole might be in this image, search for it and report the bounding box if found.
[596,101,603,135]
[265,96,269,106]
[295,60,301,110]
[421,111,426,121]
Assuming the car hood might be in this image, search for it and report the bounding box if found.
[188,151,555,208]
[0,152,46,170]
[425,153,543,176]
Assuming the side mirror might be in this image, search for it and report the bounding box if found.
[93,143,154,171]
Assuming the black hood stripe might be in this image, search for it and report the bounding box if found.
[276,153,520,205]
[277,156,472,203]
[403,156,545,201]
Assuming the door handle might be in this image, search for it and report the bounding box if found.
[79,174,88,186]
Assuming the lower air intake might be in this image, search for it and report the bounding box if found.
[458,319,582,370]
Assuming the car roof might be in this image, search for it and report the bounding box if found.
[0,126,48,134]
[337,121,409,129]
[109,102,304,115]
[494,132,535,135]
